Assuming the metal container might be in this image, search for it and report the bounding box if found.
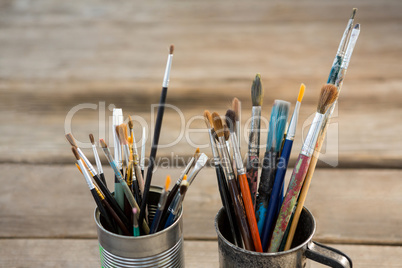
[94,186,184,268]
[215,207,352,268]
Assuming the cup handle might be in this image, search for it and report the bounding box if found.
[305,241,353,268]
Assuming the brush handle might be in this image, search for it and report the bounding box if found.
[150,209,163,234]
[268,153,311,252]
[227,178,255,251]
[158,182,180,231]
[246,155,259,207]
[132,178,142,205]
[99,173,107,189]
[139,87,168,227]
[255,150,277,233]
[260,140,293,250]
[101,198,131,236]
[327,55,343,84]
[215,164,242,247]
[238,173,263,252]
[90,189,116,233]
[115,175,125,211]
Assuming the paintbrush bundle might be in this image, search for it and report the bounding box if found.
[66,45,208,237]
[204,8,360,253]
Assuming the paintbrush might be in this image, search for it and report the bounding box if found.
[150,175,171,234]
[327,8,357,84]
[139,45,174,226]
[66,134,130,231]
[100,139,150,234]
[128,116,145,198]
[284,24,361,251]
[247,74,264,207]
[204,110,242,247]
[72,148,117,234]
[268,84,338,252]
[164,176,189,229]
[232,98,241,153]
[187,148,200,175]
[113,109,125,211]
[226,109,263,252]
[89,134,106,187]
[132,208,140,237]
[260,84,305,248]
[213,112,255,251]
[256,100,290,237]
[116,124,130,168]
[140,126,146,178]
[186,153,208,185]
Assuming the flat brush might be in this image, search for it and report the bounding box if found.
[128,116,145,199]
[261,85,305,249]
[213,112,254,251]
[285,25,360,250]
[89,134,106,187]
[226,109,263,252]
[256,100,290,237]
[139,45,174,227]
[150,175,171,234]
[100,139,150,234]
[327,8,357,84]
[66,134,130,231]
[187,148,200,175]
[247,74,264,207]
[164,175,188,229]
[186,153,208,185]
[204,110,242,247]
[72,148,117,234]
[268,84,338,252]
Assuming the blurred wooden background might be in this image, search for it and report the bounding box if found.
[0,0,401,267]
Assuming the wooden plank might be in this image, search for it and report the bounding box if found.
[0,164,401,245]
[0,239,400,267]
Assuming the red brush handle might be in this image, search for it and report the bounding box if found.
[238,173,263,252]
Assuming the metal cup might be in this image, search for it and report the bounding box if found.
[94,186,184,268]
[215,207,352,268]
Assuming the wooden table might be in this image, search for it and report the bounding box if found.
[1,0,401,267]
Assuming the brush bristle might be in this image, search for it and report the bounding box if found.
[72,146,80,160]
[165,175,171,191]
[169,45,174,54]
[223,125,230,141]
[297,83,306,102]
[117,124,128,145]
[89,134,95,145]
[317,84,339,114]
[354,23,360,30]
[65,133,77,147]
[266,100,290,152]
[128,115,133,129]
[99,139,107,148]
[225,109,236,133]
[204,110,212,129]
[251,73,264,106]
[212,112,224,138]
[351,8,357,19]
[232,98,241,121]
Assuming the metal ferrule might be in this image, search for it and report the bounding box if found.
[157,190,167,210]
[77,159,95,190]
[230,132,245,175]
[236,120,241,152]
[301,113,325,157]
[77,147,97,176]
[162,54,173,88]
[91,144,103,174]
[341,28,360,70]
[208,129,219,161]
[186,154,208,185]
[217,136,236,181]
[286,101,301,141]
[249,106,261,156]
[338,18,354,55]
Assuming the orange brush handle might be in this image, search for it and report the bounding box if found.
[238,173,263,252]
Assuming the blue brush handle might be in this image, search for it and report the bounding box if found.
[261,139,293,251]
[164,212,175,229]
[150,209,162,234]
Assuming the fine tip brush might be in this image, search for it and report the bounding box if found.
[226,110,263,252]
[232,97,241,153]
[128,116,145,198]
[204,110,242,247]
[260,84,305,249]
[247,73,264,207]
[212,112,255,251]
[89,134,106,187]
[150,175,171,234]
[268,84,338,252]
[256,100,290,236]
[139,44,174,227]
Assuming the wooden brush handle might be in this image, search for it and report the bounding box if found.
[238,173,263,252]
[227,179,254,251]
[268,153,311,252]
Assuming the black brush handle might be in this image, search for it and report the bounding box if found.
[92,174,130,228]
[139,87,168,226]
[101,198,131,236]
[90,188,116,233]
[99,173,107,188]
[157,181,179,231]
[216,164,242,248]
[132,179,142,205]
